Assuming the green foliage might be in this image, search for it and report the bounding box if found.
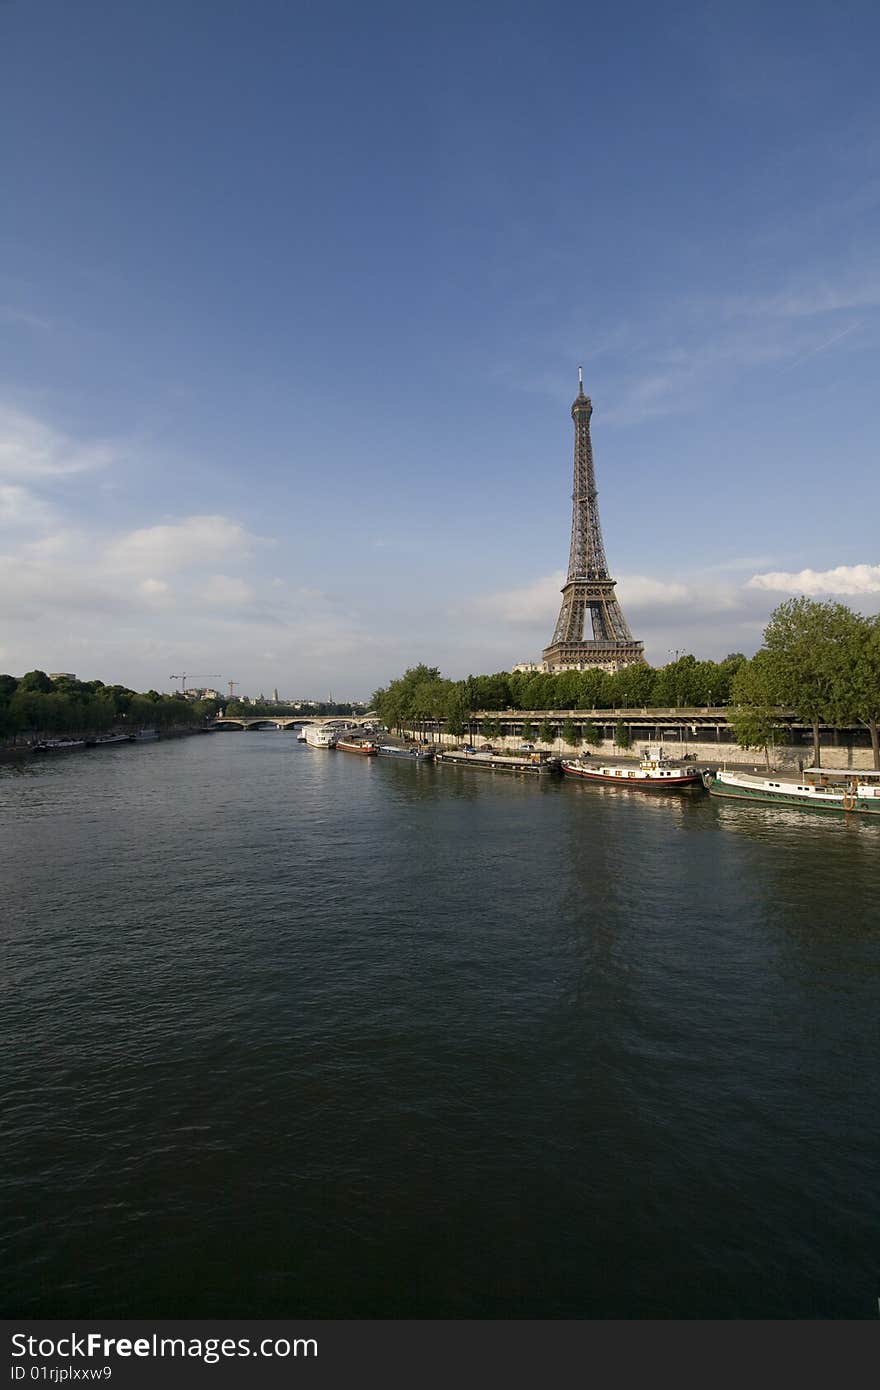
[521,720,535,743]
[372,665,443,731]
[18,670,53,694]
[728,653,786,770]
[0,670,218,741]
[837,612,880,769]
[370,619,874,767]
[561,717,579,748]
[761,598,860,765]
[582,719,603,748]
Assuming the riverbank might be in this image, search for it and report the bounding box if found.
[0,725,213,763]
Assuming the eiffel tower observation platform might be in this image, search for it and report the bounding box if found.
[543,371,645,674]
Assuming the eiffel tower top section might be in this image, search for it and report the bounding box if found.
[542,370,645,673]
[566,366,609,582]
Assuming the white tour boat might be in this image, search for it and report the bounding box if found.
[304,724,338,748]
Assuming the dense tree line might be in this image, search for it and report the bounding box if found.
[373,600,880,769]
[729,598,880,769]
[371,655,748,739]
[0,670,220,741]
[223,699,361,718]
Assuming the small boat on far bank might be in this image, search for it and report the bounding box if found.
[32,738,87,753]
[561,745,706,789]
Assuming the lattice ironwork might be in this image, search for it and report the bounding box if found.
[543,372,645,672]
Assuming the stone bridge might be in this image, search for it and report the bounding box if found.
[211,714,377,731]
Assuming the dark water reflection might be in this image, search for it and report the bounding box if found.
[1,733,878,1317]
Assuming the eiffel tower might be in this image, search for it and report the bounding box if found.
[542,370,645,673]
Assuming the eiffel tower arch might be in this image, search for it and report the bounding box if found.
[542,371,645,674]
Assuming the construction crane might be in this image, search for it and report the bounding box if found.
[169,673,221,696]
[227,680,239,701]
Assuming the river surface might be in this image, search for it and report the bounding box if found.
[2,732,878,1318]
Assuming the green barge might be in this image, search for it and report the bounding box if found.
[704,766,880,815]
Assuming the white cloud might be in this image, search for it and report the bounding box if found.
[138,578,173,603]
[0,405,116,480]
[105,515,260,576]
[616,575,690,608]
[469,572,564,625]
[747,563,880,595]
[0,484,52,527]
[471,571,699,628]
[198,574,256,606]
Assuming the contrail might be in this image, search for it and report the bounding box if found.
[782,321,861,371]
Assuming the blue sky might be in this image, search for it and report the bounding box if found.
[2,0,879,699]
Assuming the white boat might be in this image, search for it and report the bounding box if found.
[561,745,705,789]
[32,738,86,753]
[304,724,337,748]
[705,765,880,815]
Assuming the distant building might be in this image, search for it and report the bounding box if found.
[512,662,545,674]
[50,672,76,681]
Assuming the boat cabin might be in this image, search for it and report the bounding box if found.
[803,766,880,786]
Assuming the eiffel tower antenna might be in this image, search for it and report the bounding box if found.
[542,371,645,673]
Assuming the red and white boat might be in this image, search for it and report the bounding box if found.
[561,745,705,789]
[336,738,378,756]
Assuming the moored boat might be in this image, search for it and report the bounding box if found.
[436,748,560,774]
[704,766,880,815]
[304,724,337,748]
[89,732,132,747]
[336,738,378,755]
[561,745,705,789]
[377,744,435,761]
[32,738,87,753]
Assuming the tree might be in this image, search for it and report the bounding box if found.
[841,613,880,769]
[521,720,535,743]
[444,685,469,739]
[539,718,555,746]
[761,598,859,767]
[729,654,786,771]
[18,670,53,694]
[561,717,579,748]
[582,719,603,748]
[614,720,632,750]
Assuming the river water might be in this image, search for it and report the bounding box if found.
[2,731,878,1318]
